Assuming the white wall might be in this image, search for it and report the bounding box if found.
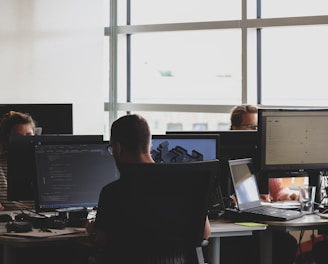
[0,0,107,135]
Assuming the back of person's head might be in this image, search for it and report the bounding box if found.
[230,104,258,130]
[0,111,36,152]
[110,114,151,156]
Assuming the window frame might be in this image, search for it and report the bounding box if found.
[105,0,328,126]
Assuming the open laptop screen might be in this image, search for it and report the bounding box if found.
[228,158,262,210]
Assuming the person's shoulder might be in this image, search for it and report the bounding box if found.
[101,179,121,193]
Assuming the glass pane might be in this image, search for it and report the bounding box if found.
[118,111,231,135]
[262,0,328,18]
[247,0,258,19]
[261,26,328,106]
[127,0,240,25]
[127,30,242,105]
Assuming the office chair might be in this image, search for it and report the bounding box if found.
[94,160,218,264]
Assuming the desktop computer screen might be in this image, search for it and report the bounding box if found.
[151,134,220,163]
[166,130,262,196]
[258,108,328,202]
[7,135,104,202]
[151,134,220,213]
[34,142,119,212]
[258,108,328,171]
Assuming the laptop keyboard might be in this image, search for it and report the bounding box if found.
[245,206,303,221]
[224,206,303,221]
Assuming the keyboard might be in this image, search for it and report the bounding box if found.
[224,205,303,222]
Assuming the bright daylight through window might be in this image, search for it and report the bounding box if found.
[105,0,328,135]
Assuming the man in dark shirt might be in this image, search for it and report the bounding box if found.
[85,114,211,263]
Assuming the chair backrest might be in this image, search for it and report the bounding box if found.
[105,160,218,263]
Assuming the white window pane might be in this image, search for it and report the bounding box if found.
[118,111,230,134]
[247,0,258,19]
[262,0,328,18]
[262,26,328,106]
[128,30,242,105]
[126,0,240,25]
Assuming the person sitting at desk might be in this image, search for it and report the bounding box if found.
[230,104,299,202]
[0,111,36,211]
[219,104,299,264]
[85,114,211,263]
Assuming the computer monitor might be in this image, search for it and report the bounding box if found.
[151,134,220,213]
[151,134,220,163]
[259,108,328,171]
[34,142,119,213]
[258,108,328,202]
[7,135,104,202]
[166,130,262,196]
[0,103,73,134]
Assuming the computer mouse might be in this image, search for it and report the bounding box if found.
[0,214,13,222]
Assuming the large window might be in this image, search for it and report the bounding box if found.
[105,0,328,135]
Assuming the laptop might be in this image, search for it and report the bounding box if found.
[226,158,303,221]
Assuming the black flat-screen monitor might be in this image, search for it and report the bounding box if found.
[258,108,328,171]
[152,134,220,163]
[166,130,262,196]
[0,104,73,134]
[7,135,104,202]
[151,134,220,212]
[258,108,328,202]
[34,142,119,213]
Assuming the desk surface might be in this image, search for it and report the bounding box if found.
[210,219,267,237]
[212,213,328,230]
[208,214,328,264]
[0,228,87,248]
[263,213,328,231]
